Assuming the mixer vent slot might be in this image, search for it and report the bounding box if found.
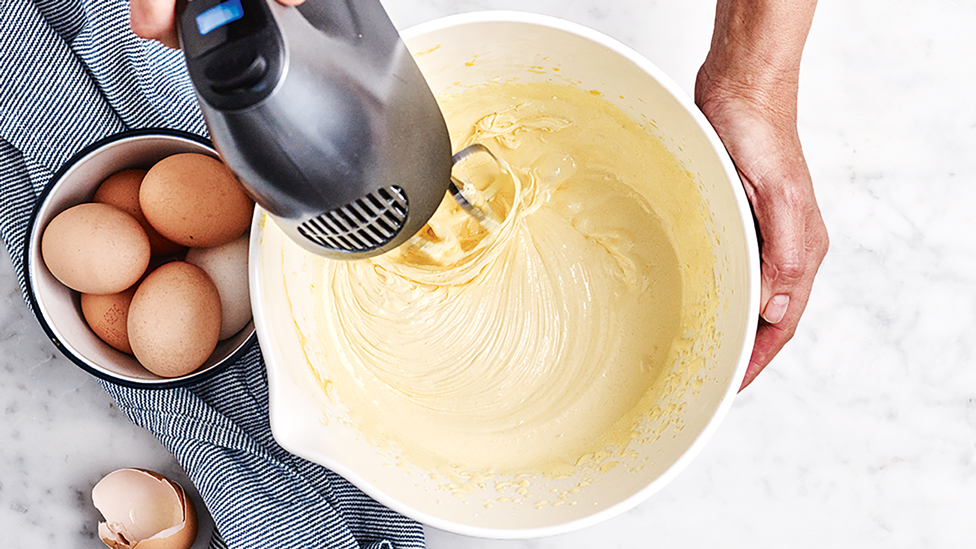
[298,186,408,253]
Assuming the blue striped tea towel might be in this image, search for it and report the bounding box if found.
[0,1,425,547]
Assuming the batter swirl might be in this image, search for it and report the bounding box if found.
[272,81,698,474]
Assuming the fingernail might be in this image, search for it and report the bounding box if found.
[763,295,790,324]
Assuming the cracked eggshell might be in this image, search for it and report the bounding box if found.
[93,468,198,549]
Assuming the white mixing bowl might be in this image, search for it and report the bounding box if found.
[251,11,759,538]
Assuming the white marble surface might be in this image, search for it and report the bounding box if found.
[3,0,976,547]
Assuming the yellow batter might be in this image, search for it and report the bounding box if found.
[267,81,709,476]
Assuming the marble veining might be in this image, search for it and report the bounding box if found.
[3,0,976,547]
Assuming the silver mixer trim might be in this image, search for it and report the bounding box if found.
[448,143,503,231]
[297,186,408,253]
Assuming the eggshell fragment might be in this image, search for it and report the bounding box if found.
[40,203,150,294]
[92,468,198,549]
[93,169,185,257]
[185,234,252,340]
[140,153,253,248]
[81,287,137,354]
[128,261,222,378]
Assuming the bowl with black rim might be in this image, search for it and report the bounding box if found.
[25,129,256,388]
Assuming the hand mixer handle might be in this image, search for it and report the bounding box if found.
[294,0,360,42]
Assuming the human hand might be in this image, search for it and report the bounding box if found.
[695,70,828,391]
[697,0,826,391]
[129,0,305,48]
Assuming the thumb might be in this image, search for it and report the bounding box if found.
[753,183,808,326]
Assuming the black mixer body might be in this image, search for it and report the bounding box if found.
[177,0,453,258]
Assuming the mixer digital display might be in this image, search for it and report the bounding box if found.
[196,0,245,35]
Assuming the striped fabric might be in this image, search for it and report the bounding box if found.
[0,1,426,548]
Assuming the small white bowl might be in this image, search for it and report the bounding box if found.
[26,129,256,388]
[252,11,759,538]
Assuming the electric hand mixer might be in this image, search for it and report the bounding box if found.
[176,0,493,259]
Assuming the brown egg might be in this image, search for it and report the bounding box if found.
[93,169,185,257]
[81,287,137,354]
[140,153,253,248]
[41,203,150,294]
[128,261,222,378]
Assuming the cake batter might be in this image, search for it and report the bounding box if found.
[266,81,710,476]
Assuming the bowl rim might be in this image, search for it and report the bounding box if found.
[259,10,759,539]
[24,128,257,389]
